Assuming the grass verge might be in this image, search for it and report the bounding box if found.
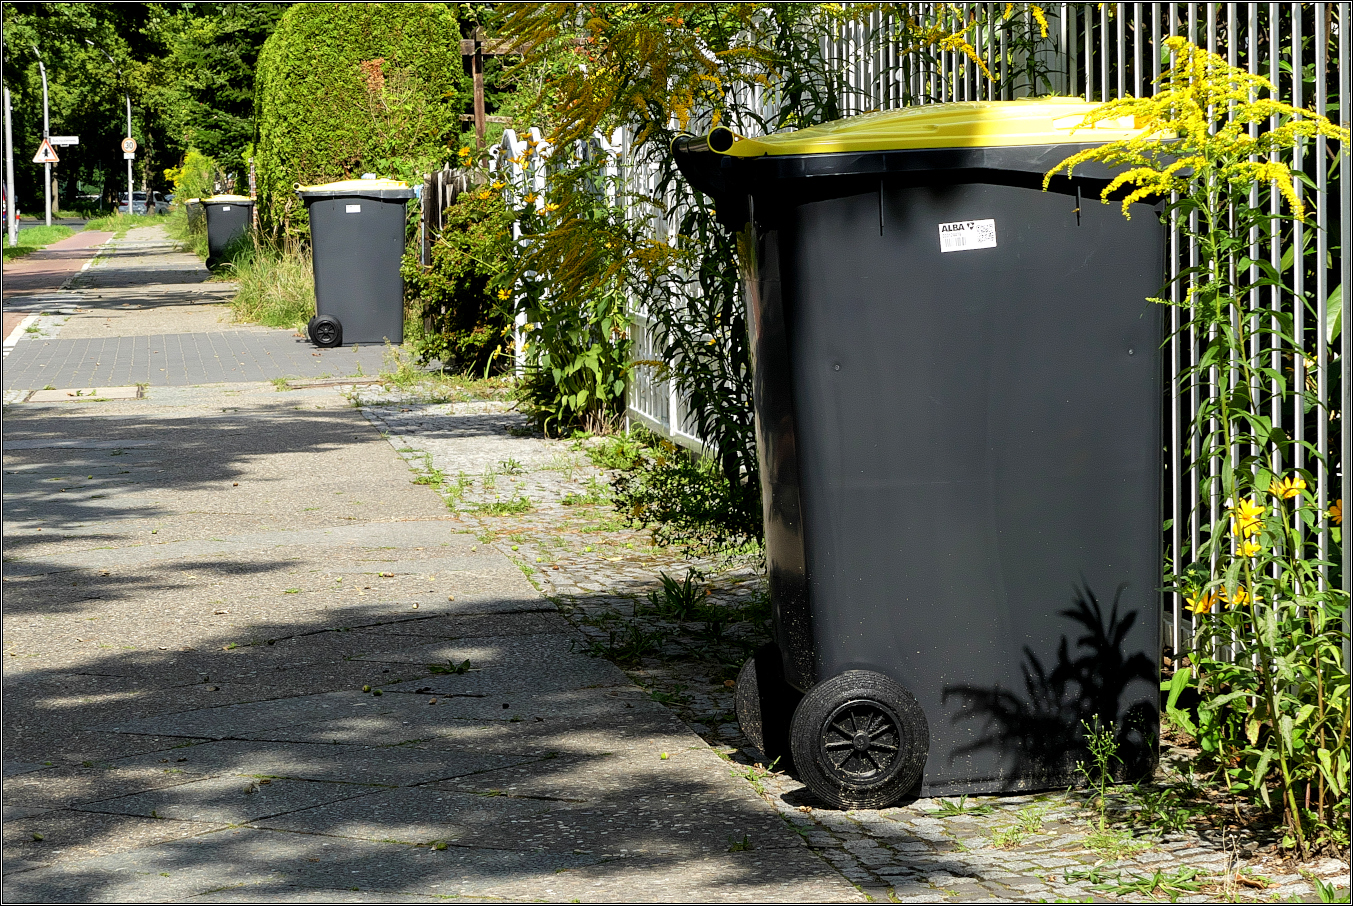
[2,225,76,261]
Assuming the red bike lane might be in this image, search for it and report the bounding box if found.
[3,230,114,341]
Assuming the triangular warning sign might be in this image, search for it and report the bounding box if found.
[33,139,59,164]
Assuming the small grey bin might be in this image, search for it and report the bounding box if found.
[201,195,253,266]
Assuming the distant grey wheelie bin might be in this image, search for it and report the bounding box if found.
[674,99,1165,809]
[201,194,254,268]
[296,177,415,347]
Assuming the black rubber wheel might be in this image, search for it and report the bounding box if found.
[734,643,803,771]
[790,670,929,809]
[306,315,320,340]
[309,314,342,348]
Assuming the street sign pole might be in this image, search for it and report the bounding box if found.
[4,86,17,247]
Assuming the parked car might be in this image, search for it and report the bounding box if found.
[151,191,170,214]
[118,192,148,215]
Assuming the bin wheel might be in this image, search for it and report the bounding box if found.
[735,643,803,772]
[309,314,342,348]
[790,670,928,809]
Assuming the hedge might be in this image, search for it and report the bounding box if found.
[252,3,471,238]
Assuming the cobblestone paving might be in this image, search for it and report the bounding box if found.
[356,388,1351,904]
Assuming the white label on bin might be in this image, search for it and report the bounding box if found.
[221,206,230,211]
[346,204,361,213]
[938,219,997,253]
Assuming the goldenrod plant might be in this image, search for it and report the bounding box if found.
[1047,36,1350,858]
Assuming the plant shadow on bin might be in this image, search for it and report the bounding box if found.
[942,584,1158,790]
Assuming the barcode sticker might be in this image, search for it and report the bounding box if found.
[221,206,230,212]
[938,219,997,253]
[346,204,361,213]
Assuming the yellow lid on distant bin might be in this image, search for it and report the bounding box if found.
[718,99,1156,157]
[202,194,253,203]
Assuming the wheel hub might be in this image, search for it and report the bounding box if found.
[820,699,903,782]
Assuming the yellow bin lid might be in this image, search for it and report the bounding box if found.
[719,99,1154,157]
[296,178,414,200]
[201,194,254,203]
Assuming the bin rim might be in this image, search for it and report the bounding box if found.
[201,194,254,204]
[295,178,414,200]
[711,98,1168,157]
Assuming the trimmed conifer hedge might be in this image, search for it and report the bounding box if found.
[252,3,470,238]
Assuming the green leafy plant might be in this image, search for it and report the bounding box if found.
[402,184,513,374]
[427,659,472,675]
[1048,36,1351,859]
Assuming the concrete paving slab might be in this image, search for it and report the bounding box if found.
[75,774,378,824]
[107,738,538,788]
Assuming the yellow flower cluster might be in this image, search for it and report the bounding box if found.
[1044,37,1350,218]
[1268,474,1306,500]
[1188,583,1252,615]
[1232,497,1265,540]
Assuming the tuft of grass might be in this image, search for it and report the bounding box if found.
[226,239,315,330]
[3,224,76,261]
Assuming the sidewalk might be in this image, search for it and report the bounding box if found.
[0,227,858,902]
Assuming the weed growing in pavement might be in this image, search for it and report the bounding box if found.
[731,762,777,796]
[727,834,754,853]
[427,659,472,675]
[1302,874,1351,904]
[585,431,646,471]
[499,457,524,475]
[643,568,706,620]
[579,623,665,665]
[1065,867,1206,902]
[927,795,995,817]
[474,496,532,516]
[990,802,1049,848]
[227,238,315,329]
[411,453,446,488]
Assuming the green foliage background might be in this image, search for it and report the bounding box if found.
[2,2,284,209]
[251,3,472,239]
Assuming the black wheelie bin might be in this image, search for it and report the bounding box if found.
[296,177,415,347]
[201,194,254,268]
[674,99,1164,808]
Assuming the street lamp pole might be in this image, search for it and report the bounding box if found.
[87,41,132,216]
[5,85,17,246]
[31,45,50,226]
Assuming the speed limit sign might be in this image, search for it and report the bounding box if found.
[121,137,137,153]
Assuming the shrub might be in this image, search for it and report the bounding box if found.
[402,183,513,374]
[252,4,472,240]
[609,429,762,556]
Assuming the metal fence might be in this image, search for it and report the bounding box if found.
[470,4,1349,651]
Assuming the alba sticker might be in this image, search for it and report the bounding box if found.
[938,219,997,253]
[346,204,361,214]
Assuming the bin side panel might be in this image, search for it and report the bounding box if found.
[205,204,252,259]
[781,177,1161,795]
[741,220,815,692]
[309,197,406,345]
